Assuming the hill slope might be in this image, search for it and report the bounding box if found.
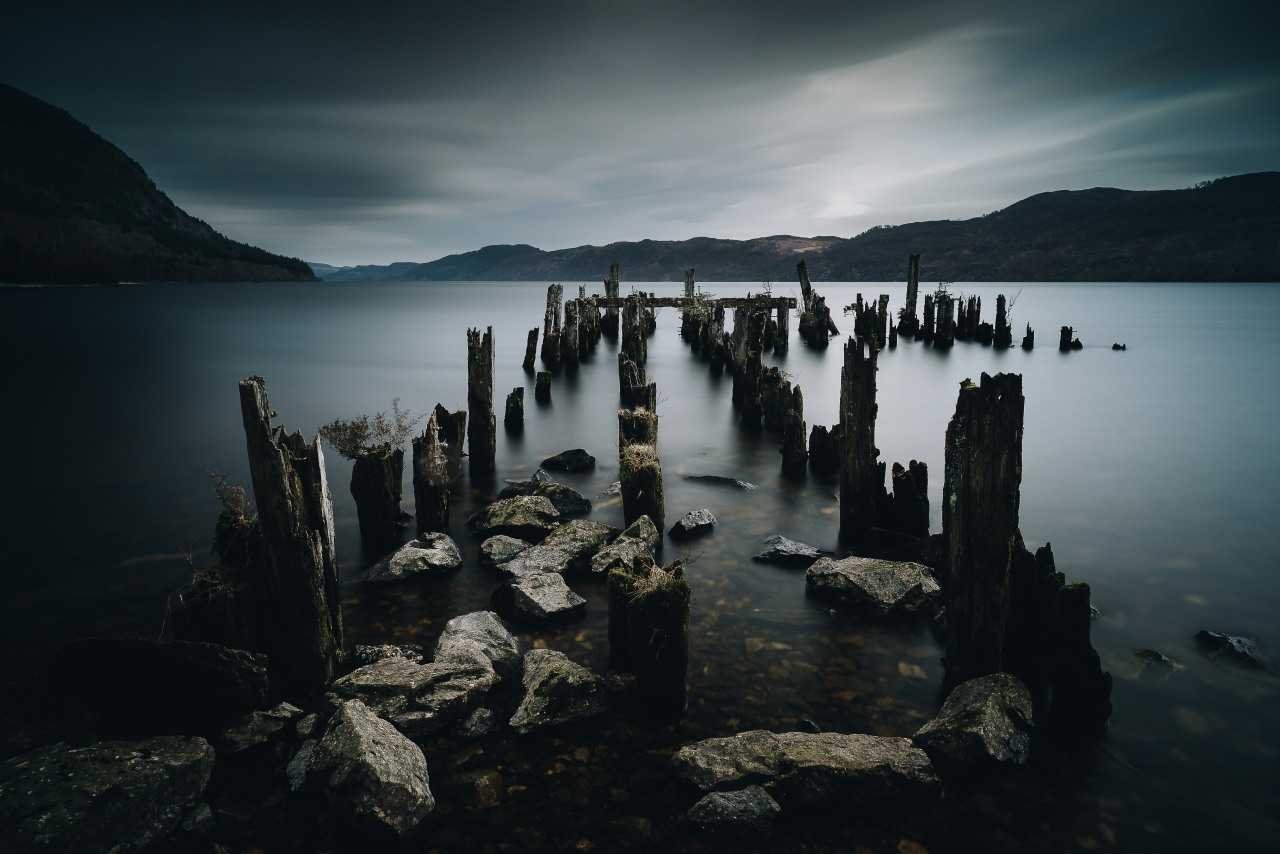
[0,84,314,284]
[316,174,1280,283]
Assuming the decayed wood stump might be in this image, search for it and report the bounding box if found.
[781,386,807,479]
[838,336,887,542]
[432,403,466,482]
[238,376,343,696]
[412,409,450,535]
[467,326,496,476]
[609,557,690,718]
[890,460,929,538]
[523,328,539,372]
[350,448,404,556]
[504,387,524,434]
[535,371,552,404]
[620,443,664,531]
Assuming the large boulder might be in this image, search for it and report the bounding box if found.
[328,656,498,738]
[468,495,563,541]
[669,508,716,540]
[366,534,462,581]
[509,649,607,734]
[913,673,1033,770]
[499,472,592,517]
[289,699,434,838]
[805,557,940,617]
[500,519,617,577]
[591,515,659,575]
[0,736,214,852]
[433,610,522,679]
[541,448,596,472]
[53,638,268,737]
[672,730,939,809]
[752,535,822,568]
[492,572,587,623]
[479,535,531,569]
[686,785,780,834]
[1195,630,1266,669]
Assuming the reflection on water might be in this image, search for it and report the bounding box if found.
[2,280,1278,849]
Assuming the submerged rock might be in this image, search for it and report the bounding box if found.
[672,730,939,808]
[686,785,780,833]
[492,572,587,623]
[468,495,563,541]
[366,533,462,581]
[1195,630,1265,669]
[591,515,659,575]
[217,701,305,755]
[0,736,214,852]
[669,508,716,540]
[433,611,521,679]
[752,535,822,568]
[1134,648,1182,674]
[541,448,597,472]
[805,556,940,617]
[328,656,498,738]
[500,519,617,577]
[913,673,1033,769]
[683,474,756,490]
[509,649,607,734]
[480,535,531,569]
[290,699,434,838]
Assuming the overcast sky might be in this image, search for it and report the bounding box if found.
[3,1,1277,265]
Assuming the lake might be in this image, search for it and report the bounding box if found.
[2,280,1277,851]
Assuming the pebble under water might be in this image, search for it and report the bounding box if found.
[2,280,1278,851]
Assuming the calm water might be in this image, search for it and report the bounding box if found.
[2,280,1278,851]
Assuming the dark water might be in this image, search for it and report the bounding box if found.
[2,281,1278,851]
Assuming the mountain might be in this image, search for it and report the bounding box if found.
[0,84,314,284]
[314,173,1280,283]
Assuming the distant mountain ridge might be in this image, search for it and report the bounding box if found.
[0,83,314,284]
[314,173,1280,283]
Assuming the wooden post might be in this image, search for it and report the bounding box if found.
[994,294,1012,349]
[523,328,538,372]
[876,294,890,350]
[412,409,450,535]
[504,387,524,434]
[467,326,496,476]
[838,336,887,542]
[942,372,1024,680]
[902,253,921,334]
[349,449,404,556]
[541,284,563,370]
[622,560,690,718]
[238,376,342,695]
[621,444,664,531]
[889,460,928,537]
[535,371,552,404]
[1021,323,1035,351]
[775,301,789,353]
[601,263,620,337]
[781,386,807,479]
[922,294,935,344]
[432,403,466,482]
[562,299,580,368]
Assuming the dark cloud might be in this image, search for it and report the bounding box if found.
[3,1,1277,264]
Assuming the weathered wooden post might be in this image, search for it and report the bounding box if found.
[760,368,787,433]
[620,444,664,531]
[1021,323,1035,351]
[808,424,841,477]
[238,376,343,695]
[935,293,955,349]
[467,326,496,476]
[889,321,898,349]
[875,294,890,350]
[942,372,1024,680]
[890,460,929,538]
[901,252,921,334]
[535,371,552,404]
[562,299,580,369]
[781,386,807,479]
[1059,326,1082,351]
[578,284,600,355]
[619,294,647,386]
[619,405,658,448]
[708,305,727,374]
[432,404,466,482]
[601,263,621,337]
[349,447,404,556]
[838,336,888,542]
[504,387,524,434]
[523,328,539,372]
[775,302,789,353]
[623,559,690,717]
[412,410,450,535]
[994,294,1012,349]
[541,283,563,370]
[922,294,936,344]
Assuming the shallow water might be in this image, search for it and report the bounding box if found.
[2,280,1278,850]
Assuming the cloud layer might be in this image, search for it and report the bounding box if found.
[3,1,1277,264]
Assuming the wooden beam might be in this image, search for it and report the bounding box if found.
[587,296,795,309]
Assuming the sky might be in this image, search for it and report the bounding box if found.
[3,1,1278,266]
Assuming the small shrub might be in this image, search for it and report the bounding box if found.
[319,398,424,460]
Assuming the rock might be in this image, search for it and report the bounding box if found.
[499,472,592,517]
[0,736,214,852]
[805,556,941,617]
[458,707,499,739]
[669,508,716,540]
[686,785,780,833]
[434,611,522,679]
[600,481,622,497]
[468,495,563,541]
[752,535,822,568]
[591,515,659,575]
[509,649,607,734]
[683,474,756,490]
[493,572,588,623]
[1134,649,1181,672]
[366,533,462,581]
[672,730,939,809]
[480,535,532,568]
[349,643,426,667]
[1195,630,1265,669]
[217,701,305,755]
[541,448,597,472]
[328,656,499,737]
[501,519,618,577]
[291,699,434,838]
[912,673,1033,769]
[52,638,268,738]
[296,713,320,739]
